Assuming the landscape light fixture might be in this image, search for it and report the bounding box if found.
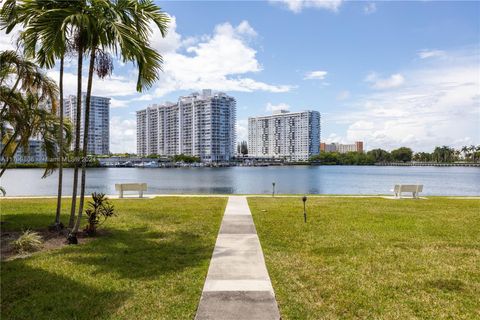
[302,196,307,223]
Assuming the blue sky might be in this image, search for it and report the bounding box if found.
[1,0,479,153]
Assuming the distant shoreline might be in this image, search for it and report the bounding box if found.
[3,162,480,169]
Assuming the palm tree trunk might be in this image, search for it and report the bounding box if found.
[71,47,95,239]
[53,55,65,229]
[68,42,83,229]
[0,131,19,157]
[0,142,21,178]
[0,76,21,119]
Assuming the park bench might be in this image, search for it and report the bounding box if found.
[115,183,147,198]
[392,184,423,199]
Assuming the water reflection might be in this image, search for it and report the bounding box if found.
[2,166,479,196]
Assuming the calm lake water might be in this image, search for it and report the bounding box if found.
[1,166,479,196]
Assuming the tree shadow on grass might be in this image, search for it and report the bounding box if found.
[1,262,130,320]
[55,227,215,280]
[425,279,465,292]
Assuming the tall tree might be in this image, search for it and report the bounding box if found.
[0,51,70,179]
[391,147,413,163]
[470,145,477,163]
[240,140,248,155]
[69,0,169,243]
[461,145,470,161]
[1,0,81,229]
[366,148,391,163]
[69,30,84,229]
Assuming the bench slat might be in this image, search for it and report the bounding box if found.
[115,183,147,198]
[393,184,423,199]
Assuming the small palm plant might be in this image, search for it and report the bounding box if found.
[12,230,43,254]
[84,193,115,236]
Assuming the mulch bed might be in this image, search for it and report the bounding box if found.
[0,227,99,261]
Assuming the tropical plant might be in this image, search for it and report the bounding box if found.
[69,0,169,244]
[237,140,248,155]
[470,145,478,163]
[2,0,169,242]
[309,152,375,165]
[366,148,392,163]
[413,152,432,162]
[0,50,59,156]
[0,50,71,179]
[12,230,43,254]
[461,145,470,160]
[432,146,455,163]
[1,0,76,229]
[84,192,115,236]
[173,154,201,163]
[390,147,413,163]
[0,90,72,178]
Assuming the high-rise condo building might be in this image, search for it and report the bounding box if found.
[0,139,47,163]
[64,94,110,155]
[136,89,236,162]
[248,110,321,161]
[320,141,364,153]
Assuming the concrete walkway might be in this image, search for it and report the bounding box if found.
[195,196,280,320]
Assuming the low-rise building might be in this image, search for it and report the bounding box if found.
[320,141,364,153]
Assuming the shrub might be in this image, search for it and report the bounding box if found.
[12,230,43,253]
[84,193,116,236]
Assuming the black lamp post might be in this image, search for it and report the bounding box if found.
[272,182,276,197]
[302,196,307,223]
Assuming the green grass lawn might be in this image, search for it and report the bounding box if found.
[249,197,480,319]
[0,197,226,320]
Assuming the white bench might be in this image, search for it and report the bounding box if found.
[115,183,147,198]
[393,184,423,199]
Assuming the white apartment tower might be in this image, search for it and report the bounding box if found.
[65,94,110,155]
[248,110,320,161]
[136,90,236,161]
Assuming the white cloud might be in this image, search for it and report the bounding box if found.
[237,119,248,142]
[363,2,377,15]
[336,90,350,100]
[333,48,480,151]
[323,133,347,144]
[270,0,343,13]
[236,20,258,37]
[304,70,328,80]
[3,15,291,99]
[0,25,21,51]
[149,16,181,54]
[266,102,290,112]
[417,49,446,59]
[110,117,136,153]
[110,98,129,109]
[149,17,292,97]
[365,72,405,89]
[46,70,139,97]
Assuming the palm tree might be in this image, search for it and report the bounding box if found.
[19,1,87,229]
[0,70,71,179]
[0,50,58,155]
[69,0,169,243]
[1,0,78,229]
[461,145,469,161]
[454,149,461,162]
[2,0,169,243]
[470,145,477,163]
